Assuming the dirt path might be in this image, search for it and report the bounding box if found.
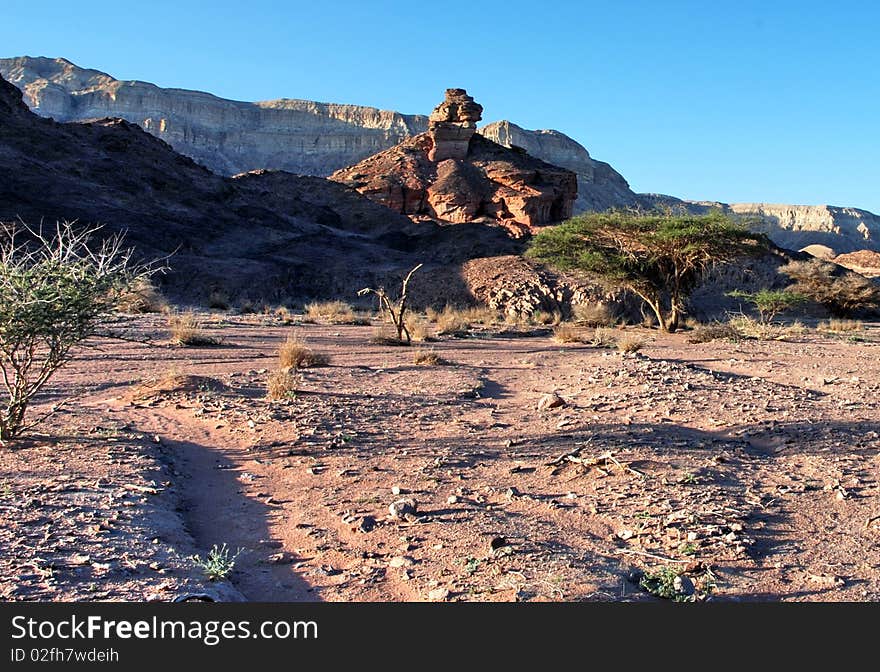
[122,404,315,601]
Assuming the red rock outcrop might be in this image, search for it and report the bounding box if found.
[427,88,482,161]
[331,89,577,237]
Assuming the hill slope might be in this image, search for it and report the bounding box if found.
[0,72,516,304]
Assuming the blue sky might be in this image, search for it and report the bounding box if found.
[4,1,878,212]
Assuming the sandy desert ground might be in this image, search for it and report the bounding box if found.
[2,312,879,602]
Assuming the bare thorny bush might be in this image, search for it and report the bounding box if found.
[0,220,158,443]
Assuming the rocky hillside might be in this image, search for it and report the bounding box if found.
[331,89,578,237]
[478,120,640,212]
[0,72,519,304]
[642,195,880,254]
[0,56,638,211]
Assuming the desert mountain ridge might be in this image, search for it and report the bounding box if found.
[2,56,878,254]
[0,70,532,306]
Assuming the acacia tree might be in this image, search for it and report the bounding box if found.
[527,211,767,332]
[0,221,156,443]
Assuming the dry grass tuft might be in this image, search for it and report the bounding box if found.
[168,312,222,346]
[116,279,169,314]
[686,322,741,344]
[818,318,864,333]
[552,323,585,344]
[616,333,647,353]
[589,327,618,348]
[572,303,616,327]
[279,333,330,369]
[412,348,448,366]
[266,370,297,400]
[305,300,369,325]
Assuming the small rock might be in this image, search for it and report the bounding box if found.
[626,569,644,584]
[267,552,294,565]
[428,587,449,601]
[673,575,695,596]
[388,556,412,568]
[389,498,418,519]
[391,486,402,496]
[490,536,509,551]
[446,495,458,505]
[537,393,565,411]
[358,516,377,533]
[617,529,634,540]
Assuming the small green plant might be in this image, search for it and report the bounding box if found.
[639,567,693,602]
[191,543,243,581]
[727,289,807,324]
[463,557,481,574]
[678,542,698,556]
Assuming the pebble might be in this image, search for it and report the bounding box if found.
[428,587,449,601]
[673,575,695,596]
[389,498,418,519]
[537,393,565,411]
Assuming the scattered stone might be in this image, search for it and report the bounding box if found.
[389,498,418,520]
[267,552,294,565]
[388,556,413,568]
[537,393,565,411]
[490,536,509,551]
[428,587,450,601]
[673,575,695,596]
[446,495,458,505]
[358,516,377,533]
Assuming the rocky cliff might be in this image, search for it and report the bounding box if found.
[331,89,578,237]
[479,120,640,213]
[0,57,636,210]
[641,195,880,254]
[0,56,429,177]
[0,72,520,304]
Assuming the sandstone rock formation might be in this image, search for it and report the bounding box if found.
[331,90,577,236]
[427,89,482,161]
[479,120,640,213]
[833,250,880,278]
